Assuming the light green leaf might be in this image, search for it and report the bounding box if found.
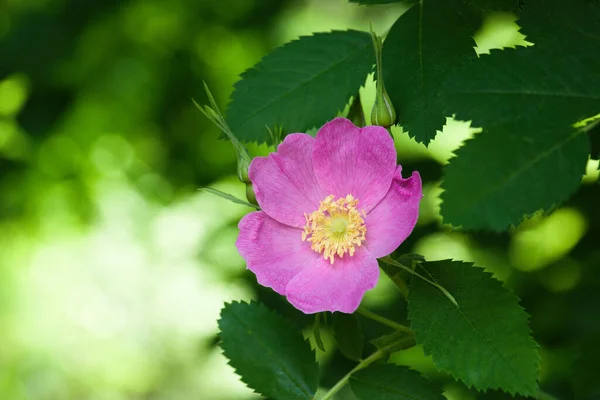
[199,187,259,209]
[350,364,445,400]
[226,30,374,144]
[219,301,319,400]
[440,123,590,230]
[408,260,539,396]
[382,0,478,145]
[332,312,363,361]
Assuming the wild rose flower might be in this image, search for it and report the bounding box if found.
[236,118,422,314]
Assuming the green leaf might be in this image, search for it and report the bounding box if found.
[408,260,539,396]
[519,0,600,55]
[332,312,363,361]
[226,30,374,144]
[382,0,478,145]
[350,364,445,400]
[440,3,600,230]
[440,123,590,230]
[219,301,319,400]
[442,47,600,131]
[199,187,259,209]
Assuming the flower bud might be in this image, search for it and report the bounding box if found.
[371,87,396,128]
[237,148,252,184]
[245,182,258,206]
[370,30,397,128]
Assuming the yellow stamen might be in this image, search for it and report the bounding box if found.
[302,194,367,264]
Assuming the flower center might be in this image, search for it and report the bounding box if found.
[302,194,367,264]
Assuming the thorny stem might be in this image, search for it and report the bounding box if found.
[356,307,412,334]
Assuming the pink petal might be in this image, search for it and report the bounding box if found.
[285,248,380,314]
[235,211,319,295]
[364,167,422,258]
[312,118,397,213]
[249,134,325,228]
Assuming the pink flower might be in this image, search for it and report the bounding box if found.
[235,118,422,314]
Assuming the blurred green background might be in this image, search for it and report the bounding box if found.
[1,0,599,399]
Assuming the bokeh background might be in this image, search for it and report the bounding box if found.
[1,0,599,399]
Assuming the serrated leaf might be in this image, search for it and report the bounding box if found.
[332,312,363,361]
[408,260,539,395]
[442,47,600,131]
[199,187,259,209]
[219,301,319,400]
[382,0,478,145]
[441,123,590,230]
[350,364,445,400]
[519,0,600,56]
[226,30,374,144]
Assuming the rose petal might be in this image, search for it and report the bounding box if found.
[364,167,422,258]
[236,211,320,295]
[312,118,397,213]
[249,133,325,228]
[285,248,379,314]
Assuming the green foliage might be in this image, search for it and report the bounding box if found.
[219,301,319,400]
[349,364,445,400]
[442,47,600,131]
[519,0,600,55]
[382,0,478,145]
[407,260,539,396]
[226,30,374,144]
[439,0,600,230]
[332,313,363,361]
[440,124,590,230]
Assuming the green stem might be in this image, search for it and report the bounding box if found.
[320,343,394,400]
[380,256,459,307]
[356,307,412,334]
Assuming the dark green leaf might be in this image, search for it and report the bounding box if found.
[219,301,319,400]
[350,364,445,400]
[442,47,600,131]
[199,188,260,209]
[408,260,539,396]
[440,124,590,230]
[519,0,600,56]
[332,312,363,361]
[382,0,478,144]
[226,30,374,144]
